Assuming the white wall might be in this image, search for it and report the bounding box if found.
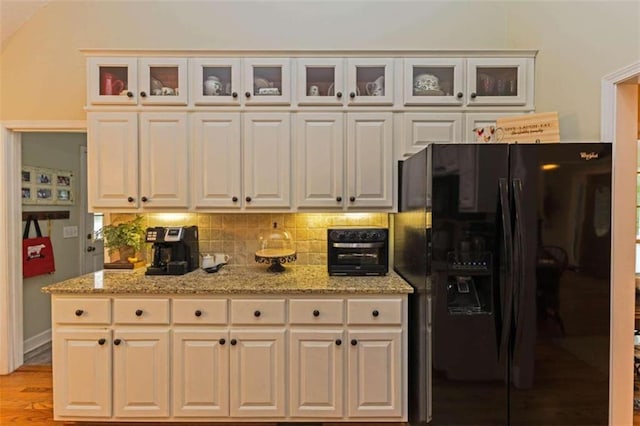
[21,132,86,344]
[1,1,638,140]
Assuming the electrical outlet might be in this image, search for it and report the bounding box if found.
[63,226,78,238]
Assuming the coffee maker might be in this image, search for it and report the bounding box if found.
[145,226,199,275]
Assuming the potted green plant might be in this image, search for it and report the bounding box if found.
[97,215,146,265]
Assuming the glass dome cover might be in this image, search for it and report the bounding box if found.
[255,222,296,272]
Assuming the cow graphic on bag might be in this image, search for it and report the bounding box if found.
[22,216,56,277]
[26,243,47,260]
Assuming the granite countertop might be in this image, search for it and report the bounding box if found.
[41,265,413,295]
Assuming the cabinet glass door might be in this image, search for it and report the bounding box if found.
[191,58,241,105]
[138,58,188,105]
[347,59,394,105]
[404,59,464,105]
[466,58,529,106]
[296,59,344,105]
[243,58,291,105]
[87,57,137,105]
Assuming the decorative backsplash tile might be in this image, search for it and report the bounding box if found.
[108,213,388,266]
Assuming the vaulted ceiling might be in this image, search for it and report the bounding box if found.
[1,0,49,50]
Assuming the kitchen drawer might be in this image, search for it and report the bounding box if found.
[347,298,402,325]
[173,299,227,324]
[53,297,111,324]
[289,299,344,325]
[230,299,285,325]
[113,299,170,324]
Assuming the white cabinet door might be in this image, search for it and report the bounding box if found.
[138,57,188,105]
[347,58,394,105]
[464,112,524,143]
[466,58,532,107]
[347,113,393,209]
[347,329,402,418]
[400,113,464,158]
[113,329,170,418]
[403,58,464,105]
[295,113,345,209]
[243,113,291,209]
[190,58,242,105]
[86,57,137,105]
[53,329,111,418]
[229,329,286,417]
[87,112,139,209]
[243,58,291,105]
[139,112,189,208]
[173,330,229,417]
[191,113,242,209]
[290,329,344,418]
[296,58,345,105]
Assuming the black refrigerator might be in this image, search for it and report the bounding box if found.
[394,143,612,426]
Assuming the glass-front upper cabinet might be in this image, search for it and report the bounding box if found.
[296,59,344,105]
[190,59,241,105]
[87,57,138,105]
[138,58,188,106]
[466,58,531,106]
[346,59,394,105]
[243,58,291,105]
[403,59,464,106]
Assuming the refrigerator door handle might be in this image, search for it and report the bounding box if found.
[498,178,514,365]
[511,178,526,366]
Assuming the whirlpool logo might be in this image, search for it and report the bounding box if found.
[580,152,599,160]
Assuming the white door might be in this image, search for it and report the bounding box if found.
[296,58,345,105]
[346,58,394,105]
[53,329,111,417]
[113,329,170,418]
[86,56,138,105]
[347,113,393,209]
[295,113,345,209]
[403,58,465,106]
[400,113,464,158]
[173,330,229,417]
[139,112,189,208]
[466,58,532,106]
[191,113,242,209]
[290,329,344,418]
[243,113,291,209]
[80,147,104,274]
[243,58,291,105]
[464,112,524,143]
[138,57,188,105]
[229,329,286,417]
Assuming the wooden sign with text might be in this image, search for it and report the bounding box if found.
[496,112,560,143]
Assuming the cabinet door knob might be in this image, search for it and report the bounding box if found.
[313,309,320,317]
[230,339,237,345]
[336,91,343,98]
[114,339,122,346]
[349,196,356,202]
[219,338,226,345]
[336,196,342,202]
[98,338,106,346]
[470,92,477,99]
[195,310,202,317]
[75,309,84,317]
[254,310,261,317]
[141,196,148,202]
[232,92,238,98]
[126,91,134,98]
[127,196,134,202]
[135,309,143,317]
[349,92,356,99]
[372,310,380,317]
[335,339,342,346]
[245,196,252,202]
[351,339,358,346]
[140,91,147,98]
[232,196,238,202]
[456,92,463,99]
[245,91,251,98]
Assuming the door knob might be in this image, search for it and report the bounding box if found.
[87,246,95,252]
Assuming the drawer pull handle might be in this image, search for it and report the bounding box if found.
[98,338,106,346]
[254,310,261,317]
[135,309,143,317]
[335,339,342,346]
[230,339,237,345]
[219,338,226,345]
[313,310,320,317]
[75,309,84,317]
[114,339,122,346]
[195,310,202,317]
[372,310,380,317]
[351,339,358,346]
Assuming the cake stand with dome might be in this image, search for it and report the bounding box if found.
[255,222,296,272]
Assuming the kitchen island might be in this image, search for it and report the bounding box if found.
[43,266,412,423]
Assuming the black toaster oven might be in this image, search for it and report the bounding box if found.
[327,227,389,276]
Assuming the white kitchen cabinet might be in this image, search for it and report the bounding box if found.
[347,58,394,105]
[466,58,532,107]
[347,113,394,209]
[190,58,242,105]
[403,58,465,106]
[191,113,242,209]
[229,329,286,417]
[290,329,344,418]
[53,329,112,418]
[296,58,345,105]
[173,330,230,417]
[87,112,189,210]
[464,112,525,142]
[400,113,464,158]
[243,58,291,105]
[243,113,291,209]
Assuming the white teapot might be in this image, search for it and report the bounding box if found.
[203,76,223,96]
[365,76,385,96]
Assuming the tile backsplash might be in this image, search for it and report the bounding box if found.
[108,213,388,266]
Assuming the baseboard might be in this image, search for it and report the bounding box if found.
[23,328,51,354]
